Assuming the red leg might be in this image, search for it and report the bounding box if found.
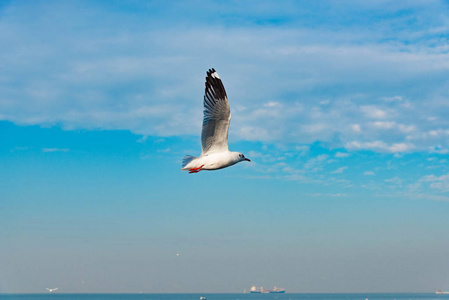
[188,165,204,174]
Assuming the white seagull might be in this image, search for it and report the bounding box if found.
[46,288,58,293]
[181,68,250,174]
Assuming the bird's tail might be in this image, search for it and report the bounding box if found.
[181,155,197,170]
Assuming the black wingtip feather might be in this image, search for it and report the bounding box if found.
[204,68,227,100]
[206,68,216,76]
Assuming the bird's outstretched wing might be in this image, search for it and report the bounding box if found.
[201,68,231,155]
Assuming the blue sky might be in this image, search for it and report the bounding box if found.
[1,0,449,294]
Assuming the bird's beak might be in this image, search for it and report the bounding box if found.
[244,158,251,162]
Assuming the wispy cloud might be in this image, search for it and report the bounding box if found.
[420,173,449,192]
[335,152,350,158]
[385,177,403,185]
[346,141,415,153]
[306,193,347,197]
[331,166,348,174]
[364,171,375,176]
[41,148,69,153]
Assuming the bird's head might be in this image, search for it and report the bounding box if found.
[237,153,251,162]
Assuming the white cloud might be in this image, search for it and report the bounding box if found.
[385,177,402,185]
[364,171,375,176]
[303,154,330,171]
[389,143,414,152]
[335,152,350,158]
[282,173,308,182]
[331,166,348,174]
[429,182,449,191]
[315,154,329,161]
[263,101,281,107]
[419,173,449,192]
[307,193,346,197]
[2,1,449,154]
[360,106,387,119]
[41,148,69,153]
[351,124,362,132]
[137,135,148,143]
[238,126,271,141]
[397,124,415,133]
[301,123,328,134]
[382,96,403,102]
[421,173,449,182]
[295,145,310,155]
[372,121,395,129]
[345,141,414,153]
[429,146,449,154]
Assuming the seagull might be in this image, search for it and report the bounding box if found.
[181,68,250,173]
[46,288,58,293]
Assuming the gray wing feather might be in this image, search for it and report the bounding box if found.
[201,68,231,155]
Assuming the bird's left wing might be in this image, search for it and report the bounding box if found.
[201,68,231,155]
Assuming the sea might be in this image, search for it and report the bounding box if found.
[0,294,448,300]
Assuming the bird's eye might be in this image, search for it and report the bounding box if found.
[239,154,243,158]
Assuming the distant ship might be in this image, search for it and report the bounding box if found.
[250,286,262,293]
[270,287,286,293]
[250,286,285,293]
[436,290,449,294]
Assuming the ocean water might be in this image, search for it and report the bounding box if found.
[0,294,448,300]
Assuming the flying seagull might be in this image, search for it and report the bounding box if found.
[181,68,250,173]
[46,288,58,293]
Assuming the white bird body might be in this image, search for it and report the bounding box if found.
[181,69,250,173]
[182,151,245,171]
[46,288,58,293]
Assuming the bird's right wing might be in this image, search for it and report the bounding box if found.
[201,68,231,155]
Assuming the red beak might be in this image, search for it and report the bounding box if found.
[244,158,251,162]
